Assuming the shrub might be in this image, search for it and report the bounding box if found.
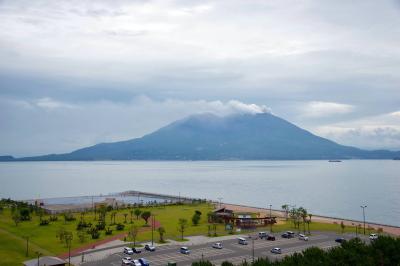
[19,208,31,221]
[116,223,125,231]
[105,227,113,235]
[77,221,92,230]
[96,221,106,230]
[87,227,100,239]
[49,215,58,221]
[39,219,50,226]
[192,213,201,226]
[192,261,213,266]
[77,230,87,243]
[63,212,76,222]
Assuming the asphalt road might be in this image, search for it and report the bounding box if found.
[82,232,363,266]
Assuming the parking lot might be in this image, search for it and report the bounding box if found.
[82,232,360,266]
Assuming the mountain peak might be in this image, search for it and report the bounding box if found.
[4,112,400,161]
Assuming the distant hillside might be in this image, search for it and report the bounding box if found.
[2,113,400,161]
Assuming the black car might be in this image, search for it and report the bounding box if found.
[138,258,150,266]
[335,238,346,244]
[266,235,276,241]
[132,248,142,253]
[281,233,294,239]
[286,231,295,237]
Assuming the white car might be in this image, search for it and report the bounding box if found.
[121,257,132,265]
[369,233,378,240]
[145,244,156,251]
[299,234,309,241]
[212,242,223,249]
[180,246,190,254]
[132,259,142,266]
[238,237,248,245]
[271,247,282,254]
[123,247,134,255]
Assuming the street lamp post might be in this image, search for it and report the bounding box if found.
[218,197,223,208]
[269,204,272,232]
[360,205,367,235]
[151,215,155,246]
[24,236,29,257]
[35,251,42,266]
[352,223,358,237]
[252,238,255,263]
[65,234,73,266]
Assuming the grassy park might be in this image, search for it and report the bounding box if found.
[0,200,375,266]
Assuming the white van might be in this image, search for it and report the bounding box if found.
[238,237,248,245]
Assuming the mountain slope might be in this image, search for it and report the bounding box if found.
[6,113,400,160]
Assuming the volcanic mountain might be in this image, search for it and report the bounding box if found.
[3,112,400,160]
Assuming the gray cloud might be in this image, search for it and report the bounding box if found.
[0,0,399,155]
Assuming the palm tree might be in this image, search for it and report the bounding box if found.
[298,207,308,234]
[130,210,134,224]
[134,209,142,220]
[123,213,128,223]
[281,204,289,221]
[340,221,346,234]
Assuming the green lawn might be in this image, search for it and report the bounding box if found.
[0,228,52,266]
[0,203,374,266]
[0,203,215,265]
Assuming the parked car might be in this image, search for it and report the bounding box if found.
[123,247,134,255]
[145,244,156,251]
[121,257,132,265]
[212,242,223,249]
[132,260,142,266]
[138,258,150,266]
[369,233,378,241]
[270,247,282,254]
[259,232,267,239]
[281,233,289,238]
[335,237,346,244]
[238,237,248,245]
[266,234,276,241]
[180,247,190,254]
[299,234,309,241]
[282,231,295,238]
[132,247,142,254]
[287,231,295,237]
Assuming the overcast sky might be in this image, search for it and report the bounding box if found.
[1,0,400,156]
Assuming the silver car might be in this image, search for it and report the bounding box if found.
[271,247,282,254]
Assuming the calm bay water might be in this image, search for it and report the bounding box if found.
[0,160,399,226]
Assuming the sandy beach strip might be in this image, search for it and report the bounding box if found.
[222,203,400,236]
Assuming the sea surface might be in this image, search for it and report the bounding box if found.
[0,160,399,226]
